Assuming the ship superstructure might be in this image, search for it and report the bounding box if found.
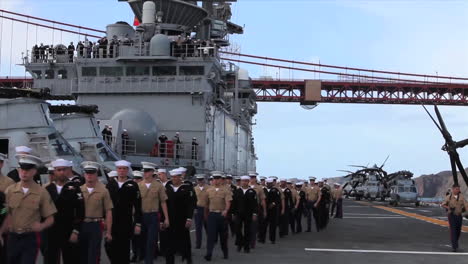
[22,0,257,175]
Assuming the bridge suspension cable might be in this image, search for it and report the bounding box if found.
[221,57,460,85]
[220,51,468,81]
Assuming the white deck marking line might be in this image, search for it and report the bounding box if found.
[304,248,468,255]
[418,210,431,213]
[404,207,415,210]
[344,217,406,219]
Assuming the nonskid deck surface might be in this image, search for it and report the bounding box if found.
[37,200,467,264]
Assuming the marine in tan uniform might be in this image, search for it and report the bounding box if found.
[442,184,468,252]
[204,172,232,261]
[194,174,209,249]
[1,154,56,264]
[79,161,113,264]
[306,177,320,232]
[138,162,169,264]
[331,183,344,218]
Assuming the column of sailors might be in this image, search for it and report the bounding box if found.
[0,146,345,264]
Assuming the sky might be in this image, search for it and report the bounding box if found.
[1,0,468,179]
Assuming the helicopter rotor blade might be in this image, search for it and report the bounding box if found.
[455,138,468,149]
[348,165,368,169]
[448,152,459,186]
[380,155,390,169]
[433,105,455,144]
[422,104,444,135]
[453,151,468,186]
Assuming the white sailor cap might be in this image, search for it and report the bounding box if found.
[309,176,316,181]
[286,179,292,184]
[266,178,274,183]
[225,174,233,179]
[234,176,241,181]
[334,183,341,186]
[0,153,6,161]
[295,182,303,186]
[169,169,182,176]
[15,146,32,154]
[318,179,324,183]
[108,171,118,177]
[158,168,167,173]
[259,176,267,180]
[115,160,131,168]
[133,171,143,178]
[177,167,187,173]
[211,171,224,177]
[195,174,206,180]
[52,159,73,168]
[271,176,278,180]
[123,129,128,132]
[141,162,157,170]
[15,154,42,168]
[240,175,250,181]
[280,178,287,182]
[81,161,100,172]
[248,171,258,177]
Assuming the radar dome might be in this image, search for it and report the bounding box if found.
[150,34,171,56]
[111,109,159,154]
[238,68,250,81]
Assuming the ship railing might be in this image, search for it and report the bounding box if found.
[30,41,220,62]
[121,139,137,155]
[150,142,202,161]
[75,75,203,94]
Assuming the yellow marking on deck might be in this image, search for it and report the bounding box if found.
[353,201,468,232]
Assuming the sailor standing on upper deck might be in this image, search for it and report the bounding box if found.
[442,184,468,252]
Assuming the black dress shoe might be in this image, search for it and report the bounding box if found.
[244,248,250,253]
[204,255,212,261]
[271,241,275,244]
[223,253,229,259]
[237,246,242,252]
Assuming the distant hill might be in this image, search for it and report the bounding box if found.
[414,170,468,198]
[327,170,468,198]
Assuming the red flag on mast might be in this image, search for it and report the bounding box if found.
[133,16,140,26]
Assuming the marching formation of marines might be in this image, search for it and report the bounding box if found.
[0,146,348,264]
[0,144,468,262]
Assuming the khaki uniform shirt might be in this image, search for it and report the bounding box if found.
[443,193,468,216]
[195,185,209,207]
[206,186,232,211]
[81,182,113,218]
[333,188,343,200]
[306,186,320,202]
[0,175,14,193]
[138,181,167,213]
[5,182,57,232]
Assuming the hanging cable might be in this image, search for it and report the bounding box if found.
[9,19,14,77]
[220,51,468,81]
[0,11,3,76]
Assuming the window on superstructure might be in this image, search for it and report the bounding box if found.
[100,67,124,77]
[126,66,150,76]
[58,69,68,79]
[152,66,177,76]
[82,67,97,77]
[45,69,55,79]
[180,66,205,76]
[31,70,42,79]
